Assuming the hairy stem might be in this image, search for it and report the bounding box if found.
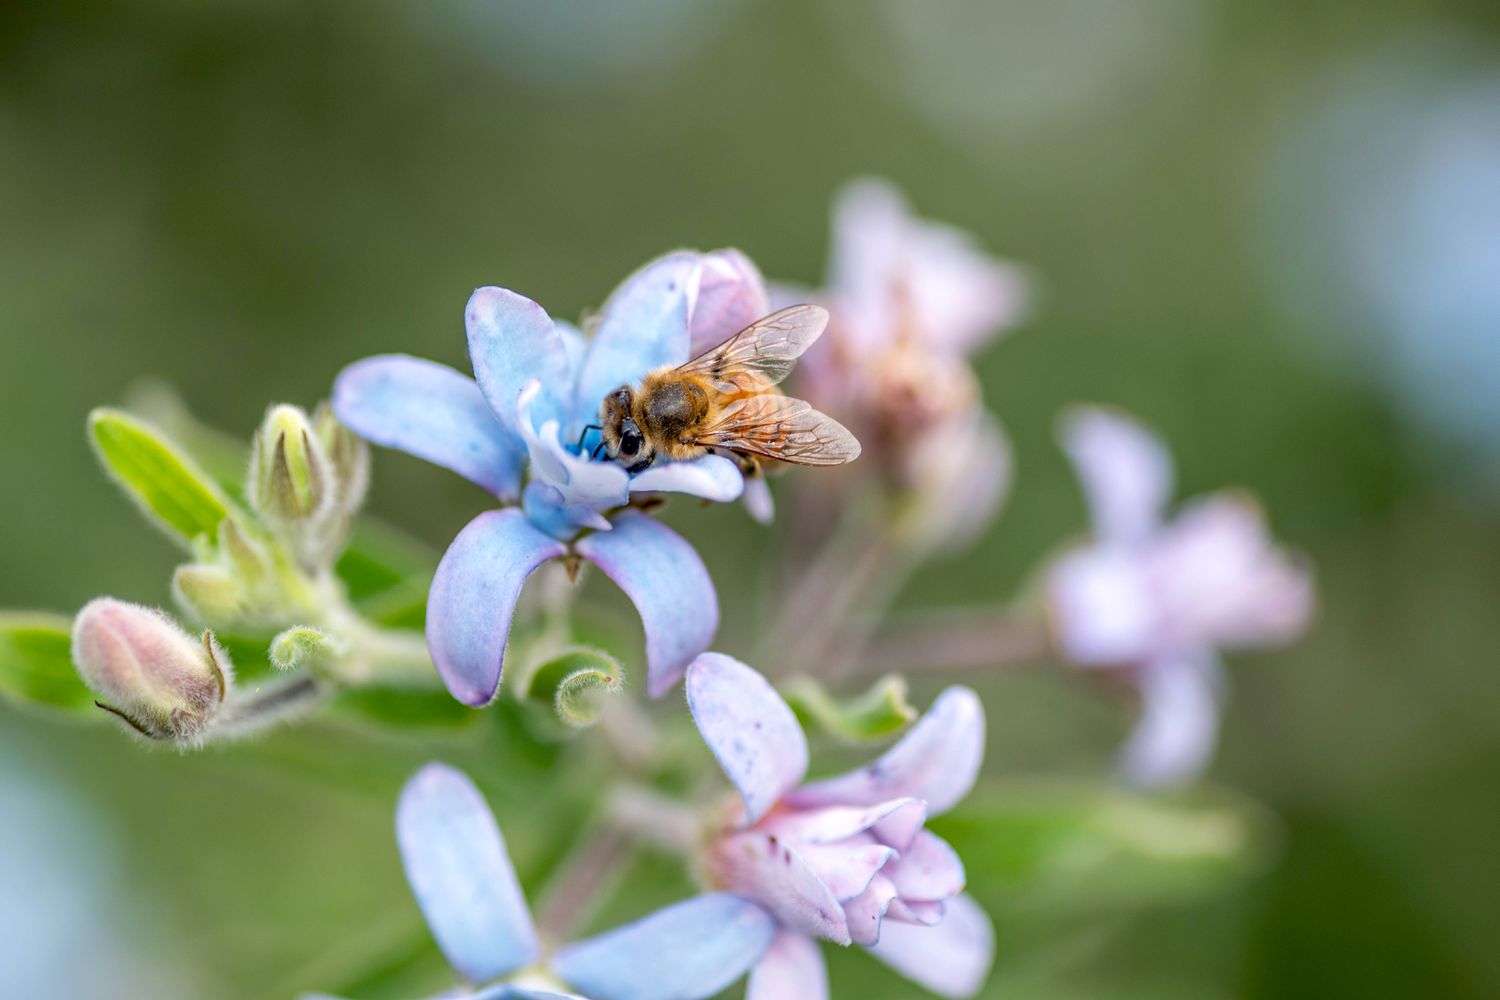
[849,610,1054,676]
[533,823,633,945]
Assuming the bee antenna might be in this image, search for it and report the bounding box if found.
[591,441,608,460]
[575,423,603,452]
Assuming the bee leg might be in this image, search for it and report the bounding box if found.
[575,423,604,452]
[729,452,761,478]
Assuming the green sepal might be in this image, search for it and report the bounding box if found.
[0,612,100,719]
[783,674,917,743]
[88,408,232,550]
[521,647,624,729]
[933,781,1276,911]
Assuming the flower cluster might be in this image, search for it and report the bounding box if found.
[13,177,1324,1000]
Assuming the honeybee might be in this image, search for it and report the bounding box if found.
[590,304,860,476]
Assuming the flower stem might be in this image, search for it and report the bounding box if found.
[533,822,633,946]
[848,609,1053,676]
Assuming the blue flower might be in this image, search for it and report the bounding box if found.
[304,763,774,1000]
[332,251,767,703]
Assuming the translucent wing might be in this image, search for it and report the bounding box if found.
[675,304,829,394]
[692,394,861,467]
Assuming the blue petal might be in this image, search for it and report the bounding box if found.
[572,253,700,428]
[427,509,567,705]
[333,355,525,501]
[551,894,775,1000]
[575,511,718,697]
[517,381,631,518]
[628,454,744,503]
[467,287,573,437]
[395,763,538,983]
[523,481,612,541]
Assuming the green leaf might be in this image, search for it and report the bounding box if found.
[522,647,624,728]
[325,683,478,730]
[88,408,232,549]
[783,674,916,742]
[0,612,100,719]
[934,781,1276,911]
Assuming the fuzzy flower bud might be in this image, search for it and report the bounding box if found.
[250,404,330,526]
[71,598,230,740]
[313,400,370,518]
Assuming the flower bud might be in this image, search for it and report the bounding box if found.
[71,598,230,740]
[313,400,370,518]
[250,404,330,526]
[172,563,243,622]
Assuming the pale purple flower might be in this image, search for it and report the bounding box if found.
[306,762,775,1000]
[782,178,1030,548]
[333,251,767,704]
[685,653,994,999]
[1047,406,1315,787]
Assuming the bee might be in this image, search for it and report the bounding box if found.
[590,304,860,476]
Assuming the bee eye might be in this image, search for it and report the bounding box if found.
[619,430,641,457]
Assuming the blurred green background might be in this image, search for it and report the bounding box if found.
[3,1,1499,998]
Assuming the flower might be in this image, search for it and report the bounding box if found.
[1046,406,1315,787]
[71,597,231,741]
[684,653,994,999]
[784,178,1030,549]
[333,251,767,704]
[306,762,775,1000]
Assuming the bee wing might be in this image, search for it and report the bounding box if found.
[692,394,861,467]
[675,304,829,394]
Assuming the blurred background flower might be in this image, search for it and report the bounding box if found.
[3,1,1499,998]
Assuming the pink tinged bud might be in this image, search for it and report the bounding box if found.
[70,598,230,740]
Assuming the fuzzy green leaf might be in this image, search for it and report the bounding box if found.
[934,781,1276,911]
[269,626,339,672]
[325,683,478,730]
[0,612,99,719]
[88,408,232,549]
[522,647,624,728]
[783,674,917,743]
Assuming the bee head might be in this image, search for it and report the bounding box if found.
[599,386,656,473]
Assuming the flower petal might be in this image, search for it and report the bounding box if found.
[761,799,928,854]
[742,477,775,524]
[629,454,744,503]
[427,509,566,705]
[575,511,717,697]
[1119,652,1222,788]
[517,381,631,522]
[688,248,769,357]
[864,893,994,998]
[332,355,525,501]
[685,653,808,822]
[467,286,573,437]
[883,831,965,901]
[1154,493,1314,650]
[844,873,899,946]
[785,687,984,817]
[550,893,775,1000]
[573,252,700,423]
[395,763,537,983]
[747,931,827,1000]
[703,833,851,945]
[1059,406,1173,543]
[1046,544,1159,666]
[522,481,614,541]
[796,839,897,901]
[887,898,945,926]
